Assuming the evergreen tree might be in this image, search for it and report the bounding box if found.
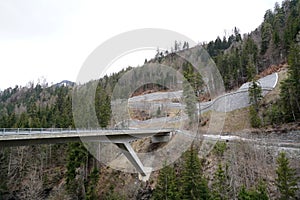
[86,167,99,200]
[238,181,268,200]
[66,142,89,197]
[234,27,242,42]
[246,59,256,82]
[248,75,262,128]
[180,146,210,200]
[182,78,197,123]
[95,84,111,128]
[211,163,230,200]
[238,185,250,200]
[280,43,300,121]
[182,63,203,123]
[256,180,269,200]
[261,22,273,55]
[249,80,262,111]
[212,141,227,158]
[152,163,180,200]
[249,105,262,128]
[182,62,204,97]
[275,152,298,200]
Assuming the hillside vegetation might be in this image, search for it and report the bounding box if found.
[0,0,299,199]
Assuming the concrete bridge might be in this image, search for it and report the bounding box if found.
[0,128,175,177]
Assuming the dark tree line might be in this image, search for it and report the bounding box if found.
[0,85,74,129]
[263,42,300,125]
[153,146,298,200]
[203,0,300,91]
[153,146,210,200]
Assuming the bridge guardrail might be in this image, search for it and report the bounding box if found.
[0,127,109,136]
[0,127,174,136]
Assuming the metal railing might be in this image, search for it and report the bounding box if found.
[0,127,120,136]
[0,127,174,136]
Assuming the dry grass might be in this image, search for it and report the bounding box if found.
[211,69,289,133]
[200,108,251,133]
[222,108,251,132]
[262,68,288,105]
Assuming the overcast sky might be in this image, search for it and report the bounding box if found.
[0,0,279,90]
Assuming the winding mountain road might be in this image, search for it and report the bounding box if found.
[127,73,278,126]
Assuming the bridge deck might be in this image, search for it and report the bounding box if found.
[0,128,174,147]
[0,128,174,178]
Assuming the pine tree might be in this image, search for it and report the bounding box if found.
[238,181,269,200]
[255,180,269,200]
[86,167,99,200]
[66,142,89,197]
[249,105,262,128]
[246,59,256,82]
[248,73,262,128]
[238,185,250,200]
[182,63,203,123]
[180,146,210,200]
[182,78,197,123]
[261,22,273,55]
[275,152,298,200]
[211,163,230,200]
[280,43,300,121]
[249,80,262,111]
[152,163,180,200]
[95,84,111,128]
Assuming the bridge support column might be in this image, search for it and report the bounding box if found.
[115,142,148,177]
[151,132,173,143]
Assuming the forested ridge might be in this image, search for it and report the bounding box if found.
[1,0,299,129]
[204,0,300,91]
[0,0,300,199]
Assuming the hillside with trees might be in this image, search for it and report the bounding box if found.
[204,0,300,91]
[0,0,299,199]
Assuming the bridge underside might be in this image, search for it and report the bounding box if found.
[0,129,174,178]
